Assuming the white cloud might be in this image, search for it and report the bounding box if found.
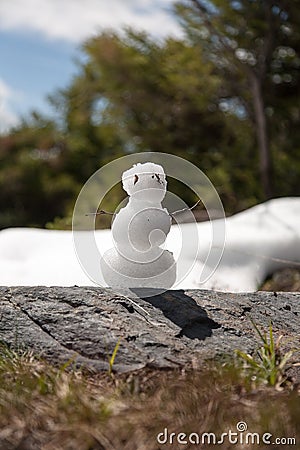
[0,0,181,43]
[0,79,20,133]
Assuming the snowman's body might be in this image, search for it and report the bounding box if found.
[100,162,176,288]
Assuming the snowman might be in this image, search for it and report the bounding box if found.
[100,162,176,288]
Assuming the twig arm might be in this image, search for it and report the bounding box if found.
[171,199,202,218]
[85,210,114,217]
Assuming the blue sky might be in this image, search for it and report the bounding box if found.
[0,0,180,133]
[0,30,75,120]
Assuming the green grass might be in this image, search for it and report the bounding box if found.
[236,320,298,388]
[0,340,299,450]
[0,344,112,449]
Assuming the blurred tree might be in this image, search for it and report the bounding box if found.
[175,0,300,198]
[55,31,254,210]
[49,76,124,183]
[0,115,78,228]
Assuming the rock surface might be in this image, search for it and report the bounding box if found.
[0,287,299,373]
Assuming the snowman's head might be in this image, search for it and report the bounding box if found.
[122,162,167,202]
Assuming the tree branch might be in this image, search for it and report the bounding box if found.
[258,2,276,80]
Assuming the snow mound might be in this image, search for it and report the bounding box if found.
[0,197,299,292]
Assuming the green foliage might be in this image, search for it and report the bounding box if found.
[0,118,79,228]
[236,321,297,388]
[74,31,258,211]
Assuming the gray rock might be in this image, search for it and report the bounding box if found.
[0,287,299,373]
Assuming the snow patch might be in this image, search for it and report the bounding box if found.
[0,197,299,292]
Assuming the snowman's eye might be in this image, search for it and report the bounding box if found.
[152,175,154,179]
[134,174,139,185]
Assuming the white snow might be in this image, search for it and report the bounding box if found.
[122,162,167,198]
[0,197,299,292]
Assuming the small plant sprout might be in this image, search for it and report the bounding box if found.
[236,320,298,389]
[108,338,121,377]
